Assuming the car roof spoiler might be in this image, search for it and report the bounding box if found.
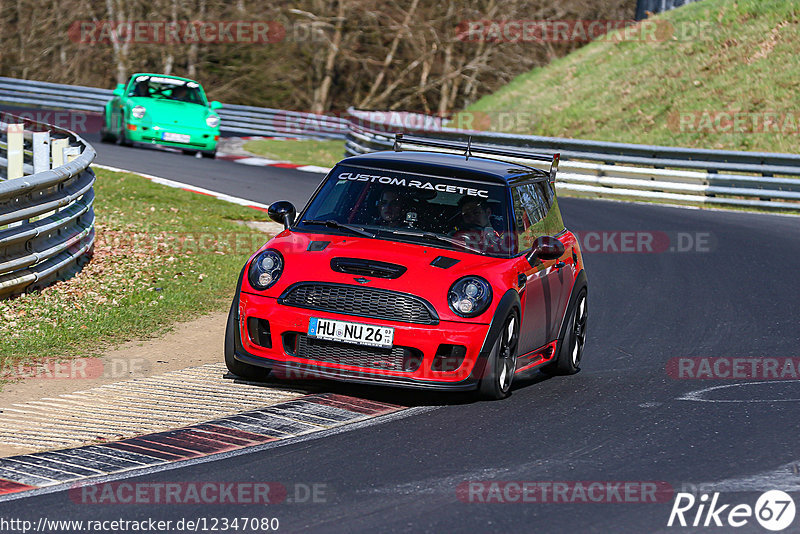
[392,133,560,183]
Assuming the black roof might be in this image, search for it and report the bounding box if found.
[340,151,548,185]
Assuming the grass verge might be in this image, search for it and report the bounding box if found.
[0,168,273,372]
[468,0,800,153]
[243,139,344,168]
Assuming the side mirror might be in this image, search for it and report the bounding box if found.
[527,235,565,264]
[210,101,223,110]
[112,84,125,97]
[268,201,296,229]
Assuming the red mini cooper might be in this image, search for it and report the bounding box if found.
[225,136,588,399]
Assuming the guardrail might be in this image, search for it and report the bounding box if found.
[4,78,799,211]
[0,112,96,299]
[345,108,800,211]
[0,77,348,139]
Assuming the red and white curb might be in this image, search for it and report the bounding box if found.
[217,154,331,175]
[94,164,272,212]
[237,136,303,141]
[0,392,406,499]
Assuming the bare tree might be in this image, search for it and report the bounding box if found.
[0,0,636,112]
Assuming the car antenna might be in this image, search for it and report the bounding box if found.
[465,136,472,161]
[393,133,403,152]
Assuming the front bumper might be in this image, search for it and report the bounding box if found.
[234,291,492,391]
[127,122,218,151]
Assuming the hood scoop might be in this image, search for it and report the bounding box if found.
[307,241,330,251]
[330,258,407,279]
[430,256,460,269]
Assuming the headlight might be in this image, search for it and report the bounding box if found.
[131,105,146,119]
[248,249,284,291]
[448,276,493,318]
[206,115,220,128]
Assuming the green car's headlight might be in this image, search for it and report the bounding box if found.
[131,105,146,119]
[206,115,220,128]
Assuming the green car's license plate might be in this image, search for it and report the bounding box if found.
[162,132,191,143]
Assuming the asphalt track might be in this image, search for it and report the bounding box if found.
[2,139,799,533]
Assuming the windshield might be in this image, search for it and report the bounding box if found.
[297,165,515,257]
[128,75,206,105]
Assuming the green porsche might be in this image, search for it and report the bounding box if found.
[101,73,222,157]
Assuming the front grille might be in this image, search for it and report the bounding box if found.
[285,334,422,372]
[278,283,438,325]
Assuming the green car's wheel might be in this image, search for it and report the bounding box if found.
[100,125,117,143]
[119,123,133,147]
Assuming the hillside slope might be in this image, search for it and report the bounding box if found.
[468,0,800,153]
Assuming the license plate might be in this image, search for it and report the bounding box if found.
[308,318,394,349]
[162,132,191,143]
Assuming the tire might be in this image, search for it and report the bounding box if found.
[224,297,272,381]
[201,149,217,159]
[119,123,133,147]
[100,126,116,143]
[477,312,519,400]
[542,287,587,376]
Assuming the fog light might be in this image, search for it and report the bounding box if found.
[246,317,271,348]
[432,344,467,372]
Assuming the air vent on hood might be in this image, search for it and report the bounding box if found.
[430,256,460,269]
[307,241,330,251]
[330,258,407,279]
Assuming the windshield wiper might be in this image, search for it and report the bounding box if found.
[389,229,482,255]
[302,220,376,239]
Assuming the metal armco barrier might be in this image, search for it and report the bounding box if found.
[345,108,800,212]
[0,77,348,139]
[0,113,96,298]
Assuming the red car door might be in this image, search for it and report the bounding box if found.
[512,182,571,355]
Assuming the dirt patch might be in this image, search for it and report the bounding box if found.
[748,21,790,63]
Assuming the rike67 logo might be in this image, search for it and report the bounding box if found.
[668,490,796,531]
